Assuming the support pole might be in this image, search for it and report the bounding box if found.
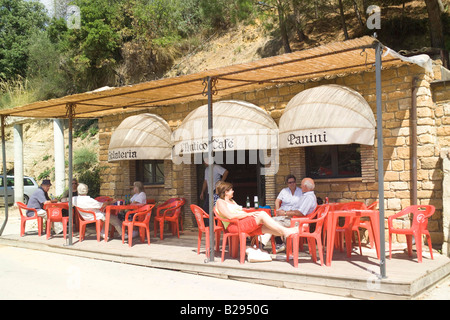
[0,116,8,236]
[13,124,24,205]
[207,76,215,262]
[67,105,75,246]
[375,41,387,278]
[53,119,65,196]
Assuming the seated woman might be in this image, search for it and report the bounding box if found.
[130,181,146,204]
[215,182,298,239]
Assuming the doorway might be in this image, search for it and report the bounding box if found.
[196,150,266,207]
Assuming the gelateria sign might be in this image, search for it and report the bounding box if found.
[108,149,138,161]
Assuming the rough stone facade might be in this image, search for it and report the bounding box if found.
[98,63,448,248]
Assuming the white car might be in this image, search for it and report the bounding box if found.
[0,175,39,206]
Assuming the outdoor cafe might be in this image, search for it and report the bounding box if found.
[0,36,449,290]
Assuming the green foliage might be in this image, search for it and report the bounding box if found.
[37,168,51,180]
[0,0,49,80]
[199,0,254,29]
[73,147,97,172]
[73,146,103,198]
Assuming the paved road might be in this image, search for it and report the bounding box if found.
[0,245,355,301]
[1,245,448,302]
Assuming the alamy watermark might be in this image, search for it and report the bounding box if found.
[366,5,381,30]
[48,1,81,29]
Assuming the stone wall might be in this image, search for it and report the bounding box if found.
[98,63,446,247]
[432,80,450,256]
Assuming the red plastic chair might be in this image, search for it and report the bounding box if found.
[388,205,435,263]
[75,206,103,242]
[190,204,223,257]
[45,204,70,240]
[95,196,113,203]
[336,201,367,254]
[17,202,43,237]
[121,204,155,247]
[352,201,378,248]
[213,206,249,264]
[212,206,277,264]
[153,198,185,240]
[286,204,330,267]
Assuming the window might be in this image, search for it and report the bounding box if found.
[305,144,361,179]
[136,160,165,185]
[24,178,34,186]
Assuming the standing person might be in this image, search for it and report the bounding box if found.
[200,158,228,213]
[27,179,61,233]
[72,183,124,239]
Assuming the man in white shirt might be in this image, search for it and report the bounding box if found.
[73,183,123,239]
[200,159,228,213]
[261,176,317,251]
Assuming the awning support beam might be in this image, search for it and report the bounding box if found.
[205,76,216,262]
[375,40,387,279]
[0,115,8,236]
[66,103,76,246]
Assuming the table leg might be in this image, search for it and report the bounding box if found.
[104,208,110,242]
[326,213,338,266]
[369,212,380,259]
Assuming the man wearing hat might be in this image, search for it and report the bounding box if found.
[27,179,62,233]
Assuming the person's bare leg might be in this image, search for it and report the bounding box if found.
[254,213,297,238]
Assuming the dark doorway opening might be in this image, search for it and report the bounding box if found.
[196,150,266,208]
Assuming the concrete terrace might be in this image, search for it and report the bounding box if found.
[1,210,449,300]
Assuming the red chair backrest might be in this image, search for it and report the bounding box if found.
[409,205,435,231]
[190,204,207,232]
[47,207,62,219]
[75,206,96,221]
[314,204,330,233]
[137,204,155,223]
[95,196,113,203]
[16,202,36,217]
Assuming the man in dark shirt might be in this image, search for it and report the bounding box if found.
[27,179,61,233]
[27,179,53,217]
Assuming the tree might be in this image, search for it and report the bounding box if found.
[0,0,48,80]
[424,0,445,49]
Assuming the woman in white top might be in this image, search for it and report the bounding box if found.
[130,181,147,204]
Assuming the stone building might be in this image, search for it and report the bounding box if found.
[95,38,449,251]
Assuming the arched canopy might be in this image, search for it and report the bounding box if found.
[172,100,278,155]
[108,113,172,161]
[279,84,376,149]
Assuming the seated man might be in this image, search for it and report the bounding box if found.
[261,177,317,251]
[27,179,61,233]
[72,183,123,239]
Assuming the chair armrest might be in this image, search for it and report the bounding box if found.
[124,209,140,221]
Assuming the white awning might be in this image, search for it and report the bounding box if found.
[108,113,172,161]
[172,100,278,155]
[279,84,376,149]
